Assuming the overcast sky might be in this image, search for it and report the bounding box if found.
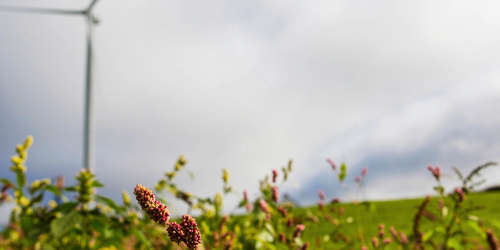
[1,0,500,221]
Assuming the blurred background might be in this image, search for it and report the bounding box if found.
[1,0,500,222]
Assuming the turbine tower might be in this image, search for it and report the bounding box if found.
[0,0,101,172]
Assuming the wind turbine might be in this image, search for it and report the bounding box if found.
[0,0,101,172]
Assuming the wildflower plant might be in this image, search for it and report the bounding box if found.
[409,162,500,249]
[0,137,169,249]
[133,184,202,249]
[1,136,499,249]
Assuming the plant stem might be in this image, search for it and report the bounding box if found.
[443,203,459,250]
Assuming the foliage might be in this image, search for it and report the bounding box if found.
[0,136,499,249]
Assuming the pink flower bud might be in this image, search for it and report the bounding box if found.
[372,237,379,248]
[330,198,340,204]
[272,169,278,183]
[317,189,326,201]
[278,206,288,217]
[293,224,305,238]
[339,206,345,216]
[317,200,324,211]
[427,165,441,181]
[327,158,336,170]
[400,231,408,244]
[362,167,368,176]
[271,186,279,203]
[383,238,392,245]
[455,188,465,202]
[245,203,252,212]
[243,190,248,202]
[378,230,385,239]
[355,176,361,183]
[260,199,269,213]
[389,226,397,238]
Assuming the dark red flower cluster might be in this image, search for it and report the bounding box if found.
[278,206,288,217]
[166,214,202,249]
[487,229,499,250]
[271,186,279,203]
[134,184,170,226]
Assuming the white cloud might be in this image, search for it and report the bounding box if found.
[1,0,500,214]
[0,203,15,228]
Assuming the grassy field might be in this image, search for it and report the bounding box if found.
[292,190,500,249]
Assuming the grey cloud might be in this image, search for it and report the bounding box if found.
[1,0,500,221]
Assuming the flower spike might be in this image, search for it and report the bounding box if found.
[167,214,202,249]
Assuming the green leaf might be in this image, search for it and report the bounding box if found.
[257,229,274,243]
[294,238,304,247]
[89,217,106,235]
[338,162,347,182]
[422,231,433,242]
[30,193,44,205]
[65,186,78,192]
[264,222,275,237]
[95,195,122,213]
[91,180,104,188]
[50,210,83,237]
[489,219,500,230]
[465,220,483,235]
[53,202,78,213]
[20,215,33,231]
[46,185,62,196]
[166,184,178,194]
[131,228,153,249]
[0,178,12,185]
[16,172,25,189]
[434,186,444,195]
[447,237,463,250]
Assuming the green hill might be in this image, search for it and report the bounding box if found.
[293,191,500,249]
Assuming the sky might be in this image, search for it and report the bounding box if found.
[1,0,500,221]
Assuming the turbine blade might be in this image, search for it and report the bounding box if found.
[0,5,84,15]
[86,0,100,12]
